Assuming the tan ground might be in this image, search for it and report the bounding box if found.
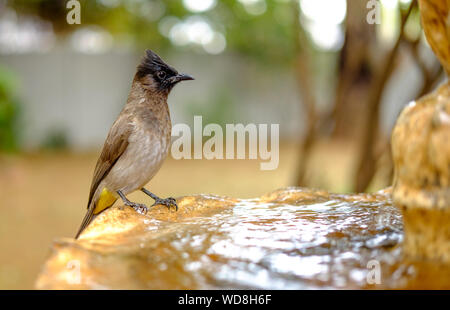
[0,141,387,289]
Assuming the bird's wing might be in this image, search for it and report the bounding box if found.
[87,114,134,208]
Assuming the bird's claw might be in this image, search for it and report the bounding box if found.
[126,202,148,215]
[151,197,178,211]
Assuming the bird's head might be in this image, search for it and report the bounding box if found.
[136,49,194,94]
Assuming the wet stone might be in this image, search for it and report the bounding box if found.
[35,188,450,289]
[390,0,450,264]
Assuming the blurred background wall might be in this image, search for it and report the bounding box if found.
[0,49,433,150]
[1,50,304,149]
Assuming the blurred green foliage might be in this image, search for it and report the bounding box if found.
[7,0,297,66]
[40,128,69,150]
[0,66,21,152]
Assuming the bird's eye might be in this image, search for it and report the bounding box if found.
[156,71,166,80]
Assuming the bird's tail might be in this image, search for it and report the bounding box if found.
[75,202,96,239]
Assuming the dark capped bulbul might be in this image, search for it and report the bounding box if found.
[75,49,194,239]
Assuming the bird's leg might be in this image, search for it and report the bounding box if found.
[141,188,178,211]
[117,190,148,215]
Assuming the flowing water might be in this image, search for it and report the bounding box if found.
[36,188,450,289]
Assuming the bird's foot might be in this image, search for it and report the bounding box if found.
[117,190,148,214]
[151,197,178,211]
[141,188,178,211]
[125,201,148,215]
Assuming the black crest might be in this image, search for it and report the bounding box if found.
[136,50,176,78]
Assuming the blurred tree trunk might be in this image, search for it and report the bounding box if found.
[293,0,431,192]
[292,0,318,186]
[294,0,378,187]
[332,0,375,141]
[354,0,416,192]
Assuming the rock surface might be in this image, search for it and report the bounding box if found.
[418,0,450,74]
[391,1,450,262]
[36,188,449,289]
[392,82,450,262]
[392,82,450,211]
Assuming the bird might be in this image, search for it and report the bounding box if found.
[75,49,194,239]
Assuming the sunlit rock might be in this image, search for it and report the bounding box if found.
[392,82,450,262]
[35,188,450,289]
[418,0,450,74]
[391,0,450,263]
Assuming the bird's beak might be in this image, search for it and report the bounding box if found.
[169,73,195,84]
